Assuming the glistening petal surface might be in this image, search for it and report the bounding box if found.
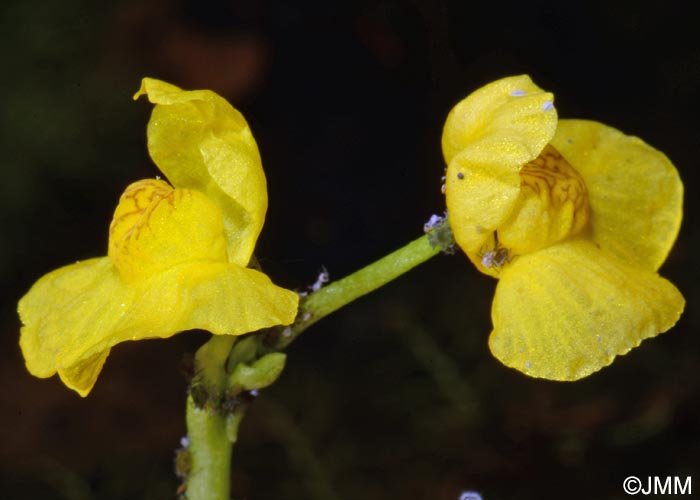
[134,78,267,266]
[18,258,299,397]
[446,141,526,257]
[552,120,683,271]
[441,74,557,165]
[108,179,228,282]
[443,75,558,255]
[489,240,684,380]
[18,258,129,396]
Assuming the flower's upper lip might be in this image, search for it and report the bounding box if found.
[443,76,682,278]
[135,77,268,267]
[442,75,558,265]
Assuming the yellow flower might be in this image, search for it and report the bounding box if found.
[443,75,684,380]
[18,78,299,397]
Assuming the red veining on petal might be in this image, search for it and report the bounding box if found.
[520,144,590,236]
[107,179,181,280]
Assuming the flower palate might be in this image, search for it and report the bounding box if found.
[18,78,299,397]
[443,75,684,381]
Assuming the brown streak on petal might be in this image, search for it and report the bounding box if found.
[520,144,591,235]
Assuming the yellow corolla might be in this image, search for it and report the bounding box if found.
[443,75,684,380]
[18,78,299,397]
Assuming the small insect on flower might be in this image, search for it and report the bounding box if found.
[478,232,512,270]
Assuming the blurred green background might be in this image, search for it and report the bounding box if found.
[1,1,698,499]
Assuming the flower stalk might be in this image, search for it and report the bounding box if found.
[268,218,454,350]
[185,395,234,500]
[184,219,454,500]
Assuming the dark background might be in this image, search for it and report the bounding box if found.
[1,1,698,499]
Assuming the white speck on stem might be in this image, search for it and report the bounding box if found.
[542,101,554,111]
[510,89,526,97]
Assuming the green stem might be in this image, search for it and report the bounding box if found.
[270,219,454,350]
[185,395,232,500]
[183,219,453,499]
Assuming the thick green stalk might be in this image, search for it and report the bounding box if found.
[185,395,232,500]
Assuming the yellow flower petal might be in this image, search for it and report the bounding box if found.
[443,75,558,256]
[551,119,683,271]
[489,239,684,380]
[497,144,590,255]
[19,256,298,397]
[19,258,127,395]
[111,262,298,342]
[108,179,227,282]
[445,139,525,260]
[442,75,557,165]
[165,262,299,335]
[58,350,110,397]
[134,78,267,266]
